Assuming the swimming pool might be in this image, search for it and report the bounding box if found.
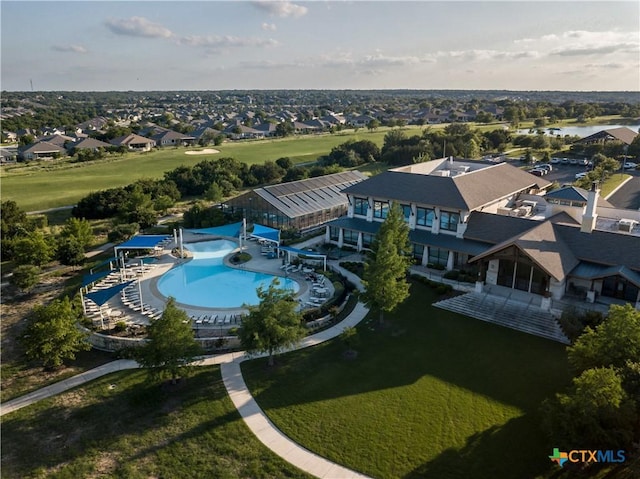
[157,240,298,308]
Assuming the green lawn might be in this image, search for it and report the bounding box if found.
[1,366,311,479]
[601,173,632,198]
[1,126,425,212]
[243,282,571,479]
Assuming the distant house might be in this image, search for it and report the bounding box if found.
[252,122,278,137]
[578,127,639,146]
[19,141,67,160]
[0,147,18,163]
[223,123,265,140]
[151,129,196,147]
[72,137,112,152]
[37,134,74,147]
[109,134,155,152]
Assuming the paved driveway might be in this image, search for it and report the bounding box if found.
[607,170,640,209]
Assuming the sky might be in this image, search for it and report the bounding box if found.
[1,0,639,92]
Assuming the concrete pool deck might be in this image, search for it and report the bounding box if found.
[97,233,331,332]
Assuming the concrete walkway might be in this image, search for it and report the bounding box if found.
[1,268,373,478]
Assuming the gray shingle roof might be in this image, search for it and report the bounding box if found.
[343,163,550,211]
[579,127,639,145]
[254,171,367,219]
[74,138,111,150]
[546,186,589,202]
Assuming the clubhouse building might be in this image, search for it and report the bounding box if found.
[325,158,640,308]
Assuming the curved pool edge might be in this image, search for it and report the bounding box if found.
[150,239,306,311]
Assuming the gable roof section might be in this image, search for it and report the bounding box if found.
[579,127,638,145]
[545,186,589,202]
[452,163,551,210]
[343,163,550,211]
[21,141,66,154]
[470,219,579,281]
[110,134,155,146]
[343,171,470,209]
[571,263,640,287]
[254,171,367,219]
[554,225,640,271]
[74,137,111,150]
[463,212,541,244]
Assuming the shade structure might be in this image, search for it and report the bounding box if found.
[85,281,134,306]
[82,269,111,287]
[250,224,280,244]
[186,221,242,237]
[116,235,171,250]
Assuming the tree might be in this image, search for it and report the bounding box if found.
[57,236,85,267]
[544,367,638,450]
[367,119,380,131]
[204,183,223,204]
[10,264,40,293]
[133,298,203,384]
[13,231,55,266]
[239,279,305,366]
[60,217,93,250]
[362,202,412,325]
[22,297,90,370]
[1,200,29,239]
[275,121,294,137]
[568,304,640,374]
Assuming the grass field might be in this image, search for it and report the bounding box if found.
[243,282,571,479]
[0,126,425,212]
[1,366,311,479]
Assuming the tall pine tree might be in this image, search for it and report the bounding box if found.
[362,202,413,325]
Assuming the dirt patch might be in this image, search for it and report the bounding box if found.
[184,148,220,155]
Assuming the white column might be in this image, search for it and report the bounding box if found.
[446,250,455,271]
[409,204,417,229]
[357,232,363,252]
[432,207,441,234]
[338,228,344,248]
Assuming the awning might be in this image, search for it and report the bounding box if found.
[186,221,242,237]
[85,281,134,306]
[116,235,171,250]
[82,270,111,287]
[251,224,280,244]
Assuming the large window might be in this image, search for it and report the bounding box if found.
[428,247,449,267]
[362,233,374,249]
[401,204,412,223]
[412,243,425,262]
[343,229,359,246]
[416,207,435,227]
[373,200,389,219]
[353,197,368,216]
[439,211,460,231]
[329,226,339,241]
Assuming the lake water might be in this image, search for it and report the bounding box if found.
[516,124,640,138]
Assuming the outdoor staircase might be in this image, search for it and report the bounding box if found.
[434,292,570,344]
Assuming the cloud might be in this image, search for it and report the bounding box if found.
[105,16,174,38]
[51,44,87,54]
[515,30,639,57]
[438,49,539,61]
[178,35,279,48]
[262,22,277,31]
[251,1,308,18]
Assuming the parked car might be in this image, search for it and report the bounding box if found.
[560,158,570,164]
[623,162,638,170]
[530,169,545,177]
[551,157,561,164]
[575,172,588,180]
[569,158,578,165]
[537,163,553,172]
[578,159,588,166]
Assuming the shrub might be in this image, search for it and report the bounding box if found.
[114,321,127,333]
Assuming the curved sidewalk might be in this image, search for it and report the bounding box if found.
[2,264,372,479]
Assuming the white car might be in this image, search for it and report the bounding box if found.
[575,172,588,180]
[550,158,561,164]
[623,162,637,170]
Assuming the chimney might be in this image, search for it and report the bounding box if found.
[580,182,599,233]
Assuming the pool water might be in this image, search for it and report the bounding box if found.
[157,240,298,308]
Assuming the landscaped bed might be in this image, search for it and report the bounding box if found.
[243,281,571,479]
[1,366,311,479]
